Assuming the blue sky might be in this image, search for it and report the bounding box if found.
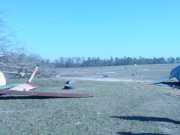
[0,0,180,59]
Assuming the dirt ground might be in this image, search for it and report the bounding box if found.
[0,64,180,135]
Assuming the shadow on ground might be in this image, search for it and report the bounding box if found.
[116,132,169,135]
[153,81,180,89]
[111,116,179,135]
[111,116,180,125]
[0,96,60,100]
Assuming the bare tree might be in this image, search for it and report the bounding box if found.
[0,17,14,55]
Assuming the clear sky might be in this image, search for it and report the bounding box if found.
[0,0,180,59]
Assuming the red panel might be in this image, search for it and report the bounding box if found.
[0,90,93,98]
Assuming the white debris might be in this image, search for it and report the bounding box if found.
[0,71,6,87]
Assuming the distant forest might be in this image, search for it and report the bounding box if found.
[1,52,180,68]
[52,57,180,67]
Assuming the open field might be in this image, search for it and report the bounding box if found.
[55,64,178,81]
[0,64,180,135]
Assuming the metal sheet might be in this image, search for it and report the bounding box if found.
[0,90,93,98]
[170,65,180,81]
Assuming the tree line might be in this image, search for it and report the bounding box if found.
[53,57,180,68]
[2,53,180,68]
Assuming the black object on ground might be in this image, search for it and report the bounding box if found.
[63,80,74,90]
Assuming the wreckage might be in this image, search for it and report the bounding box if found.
[169,65,180,81]
[154,65,180,89]
[0,66,92,98]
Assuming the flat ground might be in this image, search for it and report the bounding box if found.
[0,64,180,135]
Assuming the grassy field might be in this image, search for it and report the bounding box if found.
[0,64,180,135]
